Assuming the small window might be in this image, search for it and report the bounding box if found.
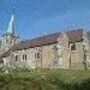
[22,55,24,60]
[15,55,18,61]
[53,46,58,56]
[25,54,27,60]
[22,54,27,61]
[35,52,40,59]
[37,52,40,59]
[71,44,76,50]
[35,53,37,59]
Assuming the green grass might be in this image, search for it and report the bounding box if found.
[0,68,90,90]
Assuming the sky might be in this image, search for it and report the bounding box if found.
[0,0,90,40]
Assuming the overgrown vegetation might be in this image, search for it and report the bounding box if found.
[0,68,90,90]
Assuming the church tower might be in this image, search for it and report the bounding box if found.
[1,10,17,50]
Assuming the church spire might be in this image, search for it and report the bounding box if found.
[7,8,15,34]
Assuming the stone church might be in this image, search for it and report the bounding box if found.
[0,14,90,69]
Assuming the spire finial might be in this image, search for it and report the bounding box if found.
[7,7,15,34]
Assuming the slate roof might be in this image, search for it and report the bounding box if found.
[12,29,83,51]
[66,29,83,43]
[12,32,61,51]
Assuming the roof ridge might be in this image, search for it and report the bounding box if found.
[21,32,61,43]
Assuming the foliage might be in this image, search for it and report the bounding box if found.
[0,68,90,90]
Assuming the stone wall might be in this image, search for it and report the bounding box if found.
[61,33,85,69]
[2,31,90,69]
[70,42,84,69]
[11,42,65,69]
[41,44,56,68]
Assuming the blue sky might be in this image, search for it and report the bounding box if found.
[0,0,90,40]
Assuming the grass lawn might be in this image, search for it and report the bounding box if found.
[0,68,90,90]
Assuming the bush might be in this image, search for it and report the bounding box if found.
[0,69,90,90]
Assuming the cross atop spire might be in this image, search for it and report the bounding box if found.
[7,8,15,34]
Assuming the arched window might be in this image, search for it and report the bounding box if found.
[22,54,27,61]
[34,52,40,59]
[53,46,58,55]
[37,52,40,59]
[71,43,76,50]
[35,53,37,59]
[25,54,27,60]
[15,55,18,61]
[22,54,24,60]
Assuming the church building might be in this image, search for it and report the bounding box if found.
[0,14,90,69]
